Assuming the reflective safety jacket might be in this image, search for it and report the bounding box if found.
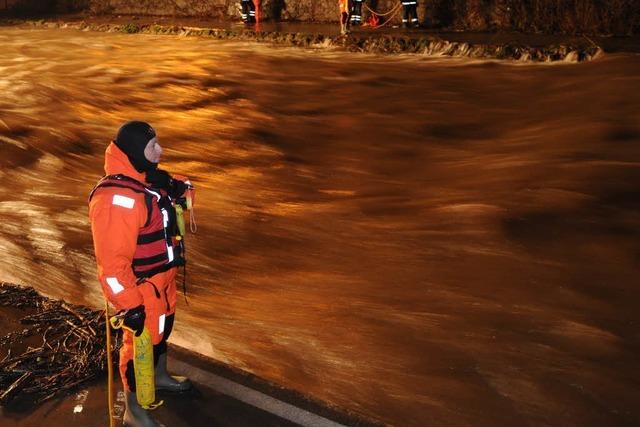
[89,142,185,311]
[339,0,348,14]
[90,174,185,279]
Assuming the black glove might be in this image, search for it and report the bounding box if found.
[145,168,171,189]
[123,305,146,337]
[146,168,188,199]
[168,178,188,199]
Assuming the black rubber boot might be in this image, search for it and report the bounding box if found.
[155,352,192,392]
[123,390,160,427]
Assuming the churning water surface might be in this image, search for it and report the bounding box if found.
[0,27,639,426]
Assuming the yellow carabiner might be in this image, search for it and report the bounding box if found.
[109,315,124,330]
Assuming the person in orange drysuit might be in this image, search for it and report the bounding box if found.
[89,121,192,427]
[339,0,349,34]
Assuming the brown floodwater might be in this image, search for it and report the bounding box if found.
[0,27,639,426]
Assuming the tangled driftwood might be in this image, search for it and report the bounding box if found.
[0,282,121,407]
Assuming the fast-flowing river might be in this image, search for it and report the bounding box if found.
[0,26,639,426]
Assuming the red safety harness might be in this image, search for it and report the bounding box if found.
[89,174,185,280]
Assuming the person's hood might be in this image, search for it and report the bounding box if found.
[104,141,147,183]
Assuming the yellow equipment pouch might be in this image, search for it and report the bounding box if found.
[175,204,186,238]
[109,316,163,410]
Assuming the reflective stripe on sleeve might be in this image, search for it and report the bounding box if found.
[161,208,169,227]
[112,194,135,209]
[106,277,125,294]
[159,314,166,334]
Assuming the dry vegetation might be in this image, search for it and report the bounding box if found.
[0,283,120,408]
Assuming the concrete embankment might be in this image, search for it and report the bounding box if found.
[5,16,606,62]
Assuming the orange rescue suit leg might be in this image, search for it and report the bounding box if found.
[119,271,176,391]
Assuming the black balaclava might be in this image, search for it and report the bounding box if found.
[114,121,158,173]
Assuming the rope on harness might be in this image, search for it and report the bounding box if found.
[189,206,197,233]
[183,202,196,305]
[105,301,115,427]
[182,262,189,306]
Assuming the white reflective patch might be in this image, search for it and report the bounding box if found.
[144,188,161,201]
[112,194,135,209]
[159,314,166,334]
[73,405,83,414]
[106,277,125,294]
[166,245,174,262]
[161,208,169,227]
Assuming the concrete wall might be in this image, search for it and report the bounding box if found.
[89,0,229,18]
[2,0,89,13]
[87,0,371,22]
[0,0,19,10]
[86,0,640,34]
[3,0,638,34]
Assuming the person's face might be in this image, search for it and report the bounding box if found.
[144,137,162,164]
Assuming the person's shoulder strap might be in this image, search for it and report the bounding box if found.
[88,174,154,227]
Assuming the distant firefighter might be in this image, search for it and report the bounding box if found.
[401,0,419,28]
[350,0,365,26]
[339,0,349,34]
[240,0,256,24]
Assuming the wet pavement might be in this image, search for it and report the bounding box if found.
[1,378,297,427]
[0,303,372,427]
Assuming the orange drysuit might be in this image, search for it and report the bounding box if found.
[89,142,179,391]
[339,0,348,14]
[339,0,349,27]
